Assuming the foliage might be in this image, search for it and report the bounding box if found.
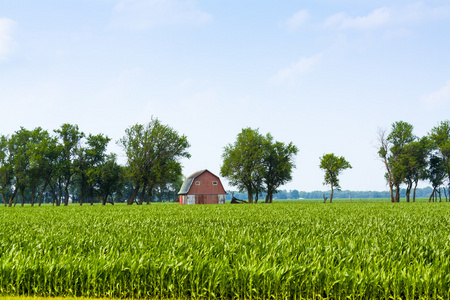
[221,128,298,203]
[221,128,266,203]
[118,117,191,205]
[3,202,450,299]
[262,134,299,203]
[319,153,352,202]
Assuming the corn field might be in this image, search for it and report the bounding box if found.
[1,202,450,299]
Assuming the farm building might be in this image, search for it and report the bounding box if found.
[178,169,227,204]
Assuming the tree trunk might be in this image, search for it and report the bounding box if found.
[64,180,70,206]
[254,192,259,204]
[128,184,140,205]
[429,188,435,202]
[247,191,253,204]
[330,185,334,203]
[8,186,18,207]
[146,186,154,205]
[323,194,328,204]
[20,189,25,207]
[413,180,418,203]
[394,185,400,203]
[38,180,49,206]
[139,184,146,205]
[405,180,412,203]
[382,158,395,203]
[265,194,269,203]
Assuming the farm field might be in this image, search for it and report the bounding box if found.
[1,201,450,299]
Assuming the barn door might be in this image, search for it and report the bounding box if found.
[197,195,206,204]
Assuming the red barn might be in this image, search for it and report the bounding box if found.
[178,169,227,204]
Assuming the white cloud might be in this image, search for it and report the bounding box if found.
[270,53,322,85]
[325,8,391,30]
[324,3,450,32]
[0,18,16,60]
[110,0,212,30]
[282,10,311,30]
[421,80,450,108]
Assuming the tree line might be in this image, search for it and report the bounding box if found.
[2,118,448,206]
[227,187,434,201]
[378,120,450,202]
[0,117,188,206]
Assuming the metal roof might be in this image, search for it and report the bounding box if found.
[178,169,207,195]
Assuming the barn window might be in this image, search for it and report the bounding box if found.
[195,181,200,185]
[212,181,218,185]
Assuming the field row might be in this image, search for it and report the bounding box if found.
[1,202,450,299]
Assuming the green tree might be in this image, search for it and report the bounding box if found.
[399,137,431,202]
[8,127,33,206]
[0,135,13,206]
[54,124,84,206]
[319,153,352,203]
[118,117,190,205]
[429,120,450,198]
[263,134,298,203]
[97,154,123,205]
[221,128,266,204]
[27,127,56,206]
[387,121,416,202]
[427,155,446,202]
[76,133,111,205]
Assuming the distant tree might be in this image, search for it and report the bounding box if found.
[399,137,431,202]
[377,128,395,202]
[97,154,123,205]
[54,124,84,206]
[118,117,190,205]
[76,133,111,205]
[290,189,300,199]
[429,120,450,198]
[27,127,55,206]
[0,135,12,206]
[262,134,298,203]
[319,153,352,203]
[221,128,266,204]
[8,127,34,206]
[427,155,446,202]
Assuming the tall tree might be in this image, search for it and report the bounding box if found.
[427,155,446,202]
[221,128,266,204]
[54,124,84,206]
[76,133,111,205]
[319,153,352,203]
[8,127,33,206]
[0,135,12,206]
[400,137,430,202]
[97,154,123,205]
[429,120,450,198]
[377,128,395,202]
[387,121,416,202]
[118,117,190,205]
[262,134,298,203]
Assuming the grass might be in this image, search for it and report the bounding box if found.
[1,200,450,299]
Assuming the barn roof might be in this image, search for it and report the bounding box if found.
[178,169,208,195]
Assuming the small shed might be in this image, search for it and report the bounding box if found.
[178,169,227,205]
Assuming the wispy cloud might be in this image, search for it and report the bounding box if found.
[324,8,391,31]
[281,9,311,30]
[110,0,212,30]
[421,80,450,108]
[0,18,16,60]
[324,2,450,32]
[270,53,322,85]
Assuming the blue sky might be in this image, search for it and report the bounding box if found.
[1,0,450,192]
